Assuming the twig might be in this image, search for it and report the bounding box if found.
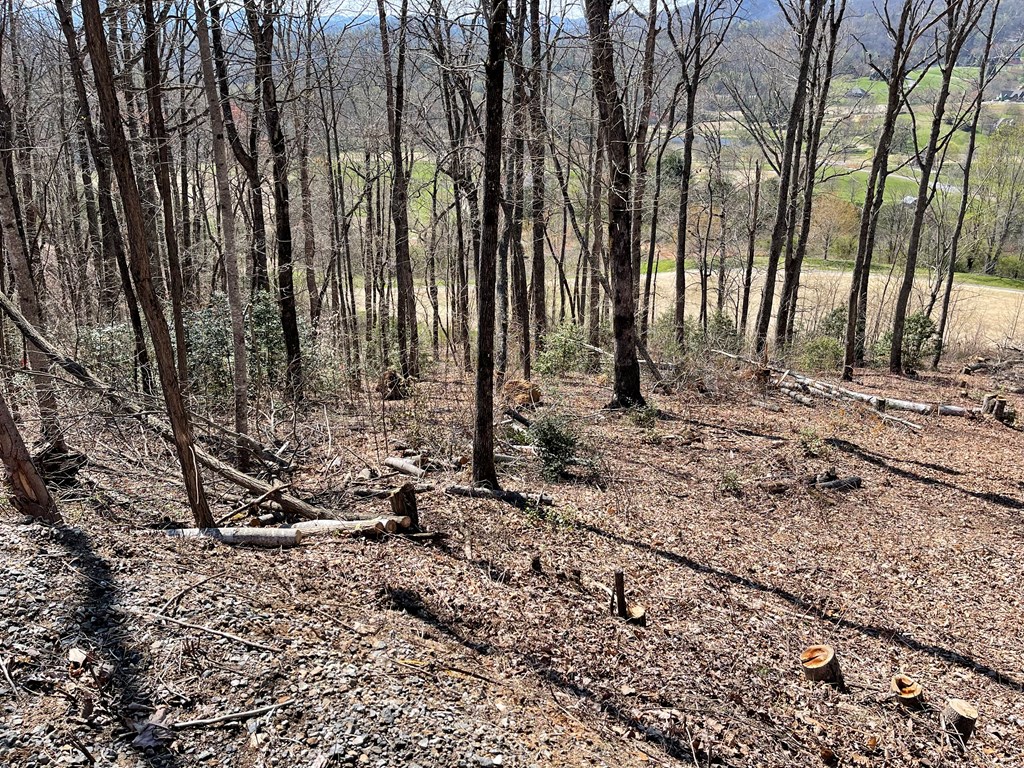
[131,610,279,652]
[172,699,293,729]
[156,571,224,616]
[216,484,292,525]
[62,729,96,765]
[1,656,20,700]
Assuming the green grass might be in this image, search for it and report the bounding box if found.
[767,255,1024,291]
[820,170,922,206]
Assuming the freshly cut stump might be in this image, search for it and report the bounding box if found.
[890,673,924,706]
[800,645,844,688]
[942,699,978,750]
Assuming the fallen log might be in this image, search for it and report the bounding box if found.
[152,527,302,548]
[290,517,407,535]
[384,456,426,478]
[816,476,861,491]
[0,291,362,522]
[352,482,433,499]
[717,349,982,418]
[504,408,533,428]
[445,485,554,508]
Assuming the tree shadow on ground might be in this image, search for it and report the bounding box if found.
[378,584,721,765]
[826,437,1022,510]
[54,524,181,768]
[577,522,1024,694]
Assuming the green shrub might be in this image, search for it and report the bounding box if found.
[628,404,660,429]
[703,311,740,353]
[535,323,591,376]
[79,322,141,392]
[873,311,936,369]
[528,413,579,480]
[719,470,742,496]
[799,427,824,457]
[820,306,847,340]
[799,337,844,372]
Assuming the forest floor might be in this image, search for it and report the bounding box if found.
[1,359,1023,768]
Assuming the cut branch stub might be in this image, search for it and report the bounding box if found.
[800,645,845,689]
[942,698,978,751]
[890,673,924,707]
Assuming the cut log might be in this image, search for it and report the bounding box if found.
[941,698,978,750]
[289,517,408,535]
[153,527,302,548]
[800,644,844,688]
[389,483,419,530]
[504,408,533,428]
[816,476,861,492]
[890,673,924,707]
[384,457,426,479]
[352,482,434,499]
[445,485,554,508]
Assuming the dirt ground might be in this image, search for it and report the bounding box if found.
[1,361,1022,767]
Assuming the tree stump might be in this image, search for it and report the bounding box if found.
[389,483,419,530]
[800,645,844,688]
[611,569,647,627]
[890,673,924,707]
[993,398,1007,422]
[942,699,978,750]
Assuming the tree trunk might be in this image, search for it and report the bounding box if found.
[196,0,250,468]
[377,0,419,380]
[80,0,214,528]
[141,0,190,387]
[586,0,644,407]
[753,0,824,355]
[245,0,304,399]
[0,91,68,454]
[473,0,508,489]
[740,161,761,335]
[933,6,997,369]
[0,387,60,524]
[528,0,548,351]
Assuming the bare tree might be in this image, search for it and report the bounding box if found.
[244,0,305,398]
[752,0,826,355]
[473,0,509,488]
[890,0,989,373]
[665,0,739,348]
[587,0,643,406]
[377,0,419,379]
[80,0,213,528]
[196,0,249,466]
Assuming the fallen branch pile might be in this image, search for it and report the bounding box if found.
[0,291,376,522]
